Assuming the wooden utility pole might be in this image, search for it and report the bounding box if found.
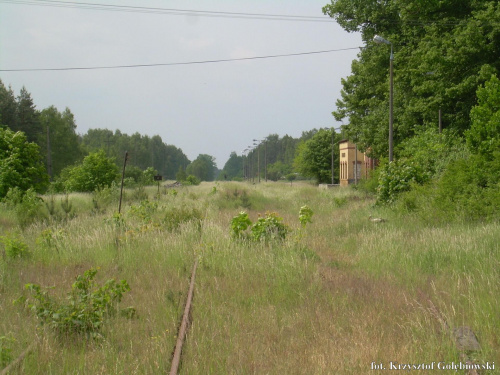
[46,126,53,181]
[118,151,128,214]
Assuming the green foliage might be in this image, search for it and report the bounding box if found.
[123,166,143,186]
[141,167,158,186]
[298,205,314,227]
[3,187,46,228]
[220,152,243,180]
[0,233,29,259]
[231,211,289,242]
[175,166,187,182]
[0,128,48,198]
[91,184,118,213]
[104,212,126,229]
[230,211,252,238]
[218,187,253,209]
[467,74,500,160]
[81,129,189,180]
[36,228,65,253]
[186,154,217,182]
[377,160,429,205]
[266,160,292,181]
[128,200,158,223]
[23,268,131,338]
[63,150,119,192]
[294,128,338,184]
[39,106,83,178]
[163,206,203,232]
[323,0,500,159]
[285,173,297,185]
[251,212,289,242]
[184,175,201,186]
[377,128,467,205]
[434,156,500,221]
[0,334,15,367]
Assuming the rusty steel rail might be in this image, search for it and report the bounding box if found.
[0,341,36,375]
[169,259,198,375]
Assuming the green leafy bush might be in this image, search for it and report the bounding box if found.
[0,128,48,198]
[22,268,131,338]
[128,200,158,223]
[230,211,289,242]
[230,211,252,238]
[141,167,158,186]
[377,128,468,205]
[467,74,500,161]
[251,212,289,242]
[184,175,201,186]
[63,151,119,192]
[0,233,30,259]
[298,205,314,227]
[377,160,430,205]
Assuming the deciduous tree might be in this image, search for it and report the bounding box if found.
[0,128,48,198]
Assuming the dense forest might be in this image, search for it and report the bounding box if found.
[0,79,333,187]
[0,80,189,186]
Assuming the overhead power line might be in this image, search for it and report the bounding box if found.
[0,47,361,72]
[0,0,335,22]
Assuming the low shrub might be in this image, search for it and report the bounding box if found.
[21,268,132,338]
[251,212,289,242]
[230,211,252,238]
[230,211,289,242]
[298,205,314,227]
[0,233,30,259]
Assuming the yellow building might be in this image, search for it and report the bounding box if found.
[339,140,377,186]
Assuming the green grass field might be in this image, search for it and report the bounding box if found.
[0,181,498,374]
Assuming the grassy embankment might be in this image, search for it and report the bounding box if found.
[0,181,498,374]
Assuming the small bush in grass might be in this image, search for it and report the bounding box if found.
[251,212,289,242]
[0,233,29,259]
[185,175,201,186]
[231,211,289,242]
[128,200,158,223]
[21,268,131,338]
[230,211,252,238]
[298,205,314,227]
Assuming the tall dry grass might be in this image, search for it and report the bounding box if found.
[0,181,497,374]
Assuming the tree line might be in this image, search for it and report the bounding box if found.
[220,129,345,183]
[0,80,222,195]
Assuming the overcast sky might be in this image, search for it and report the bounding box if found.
[0,0,362,168]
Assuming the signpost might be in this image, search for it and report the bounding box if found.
[154,174,162,197]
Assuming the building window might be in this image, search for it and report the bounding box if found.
[342,153,345,158]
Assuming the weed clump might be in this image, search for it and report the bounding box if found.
[230,211,289,242]
[0,233,30,259]
[19,268,132,338]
